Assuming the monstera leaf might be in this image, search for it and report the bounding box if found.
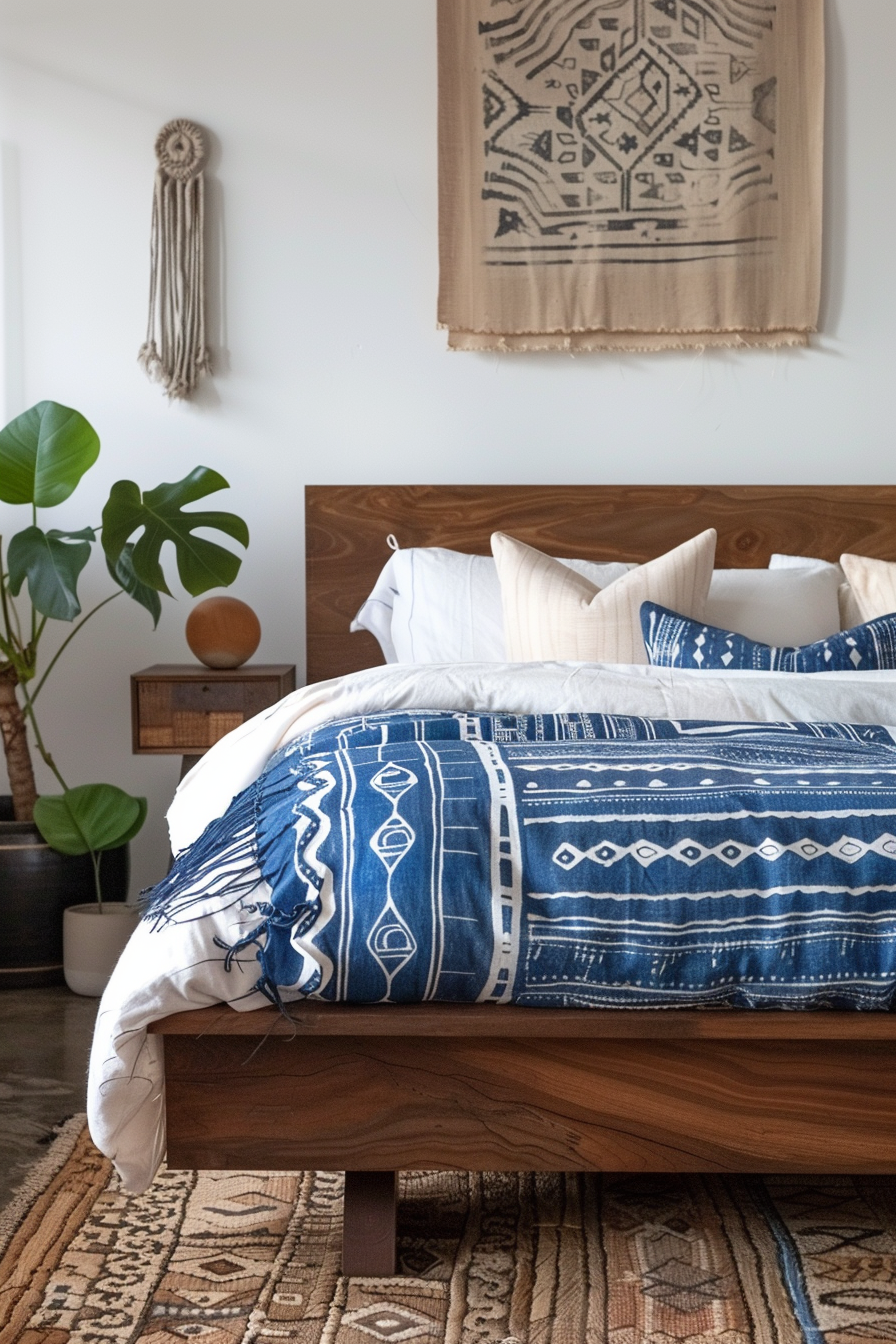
[101,467,249,597]
[34,783,147,856]
[0,402,100,507]
[7,526,96,621]
[107,543,163,628]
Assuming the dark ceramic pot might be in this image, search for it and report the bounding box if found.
[0,796,130,988]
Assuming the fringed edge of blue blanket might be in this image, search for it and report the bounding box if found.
[141,783,262,928]
[138,775,306,1012]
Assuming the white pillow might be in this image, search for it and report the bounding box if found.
[351,547,633,664]
[705,567,841,645]
[353,544,843,665]
[491,530,716,664]
[768,553,844,577]
[769,553,858,631]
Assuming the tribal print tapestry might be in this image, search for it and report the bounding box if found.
[438,0,824,351]
[146,711,896,1012]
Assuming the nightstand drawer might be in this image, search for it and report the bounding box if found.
[131,665,296,755]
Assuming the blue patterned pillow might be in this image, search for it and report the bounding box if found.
[640,602,896,672]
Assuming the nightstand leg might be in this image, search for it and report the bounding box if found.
[178,754,202,783]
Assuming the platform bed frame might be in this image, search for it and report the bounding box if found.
[150,485,896,1276]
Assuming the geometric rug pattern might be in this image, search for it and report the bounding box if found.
[4,1117,896,1343]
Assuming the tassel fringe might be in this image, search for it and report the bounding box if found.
[141,784,262,928]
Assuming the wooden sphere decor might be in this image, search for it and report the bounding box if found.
[186,597,261,669]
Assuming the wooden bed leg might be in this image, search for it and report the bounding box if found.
[342,1171,398,1277]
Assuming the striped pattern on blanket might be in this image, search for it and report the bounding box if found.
[148,713,896,1010]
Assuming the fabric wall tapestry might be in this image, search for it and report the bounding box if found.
[437,0,824,352]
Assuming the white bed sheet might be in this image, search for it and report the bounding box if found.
[89,661,896,1192]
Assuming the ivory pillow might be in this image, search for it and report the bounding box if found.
[492,529,716,664]
[840,554,896,623]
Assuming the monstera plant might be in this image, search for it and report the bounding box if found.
[0,400,249,905]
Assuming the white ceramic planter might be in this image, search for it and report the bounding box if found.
[63,902,141,997]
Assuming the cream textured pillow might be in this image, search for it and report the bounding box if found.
[840,554,896,622]
[839,582,864,630]
[491,529,716,664]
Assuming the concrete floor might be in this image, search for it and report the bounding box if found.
[0,986,99,1209]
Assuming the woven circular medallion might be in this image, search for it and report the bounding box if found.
[155,119,206,181]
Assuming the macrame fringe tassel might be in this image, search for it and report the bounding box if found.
[139,119,211,400]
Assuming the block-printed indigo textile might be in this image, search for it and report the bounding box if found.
[154,712,896,1011]
[642,602,896,672]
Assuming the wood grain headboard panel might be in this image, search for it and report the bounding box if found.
[305,485,896,684]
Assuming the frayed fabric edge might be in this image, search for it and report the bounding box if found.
[445,329,811,353]
[139,775,303,1013]
[141,785,261,928]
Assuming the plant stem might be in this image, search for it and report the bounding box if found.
[6,589,24,649]
[31,592,120,702]
[0,536,12,653]
[91,850,103,913]
[19,684,69,793]
[0,539,25,653]
[29,506,36,645]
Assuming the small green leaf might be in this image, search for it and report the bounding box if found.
[34,784,147,855]
[0,402,100,507]
[101,467,249,598]
[107,543,163,628]
[49,527,97,541]
[7,525,94,621]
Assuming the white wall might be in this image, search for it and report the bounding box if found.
[0,0,892,893]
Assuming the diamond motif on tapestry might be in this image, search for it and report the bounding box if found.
[576,45,701,171]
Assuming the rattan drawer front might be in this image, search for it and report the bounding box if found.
[131,665,296,755]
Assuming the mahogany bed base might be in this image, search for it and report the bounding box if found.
[150,485,896,1276]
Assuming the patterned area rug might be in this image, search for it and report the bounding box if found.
[3,1118,896,1343]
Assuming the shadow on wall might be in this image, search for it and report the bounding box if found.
[819,0,846,335]
[195,124,228,410]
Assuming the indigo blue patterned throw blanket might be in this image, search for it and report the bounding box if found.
[145,711,896,1011]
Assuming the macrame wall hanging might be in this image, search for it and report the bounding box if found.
[139,119,211,400]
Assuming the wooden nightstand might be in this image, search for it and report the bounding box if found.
[131,664,297,777]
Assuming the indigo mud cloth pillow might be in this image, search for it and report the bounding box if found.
[640,602,896,672]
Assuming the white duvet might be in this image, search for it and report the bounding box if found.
[89,661,896,1191]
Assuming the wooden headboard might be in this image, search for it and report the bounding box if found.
[305,485,896,684]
